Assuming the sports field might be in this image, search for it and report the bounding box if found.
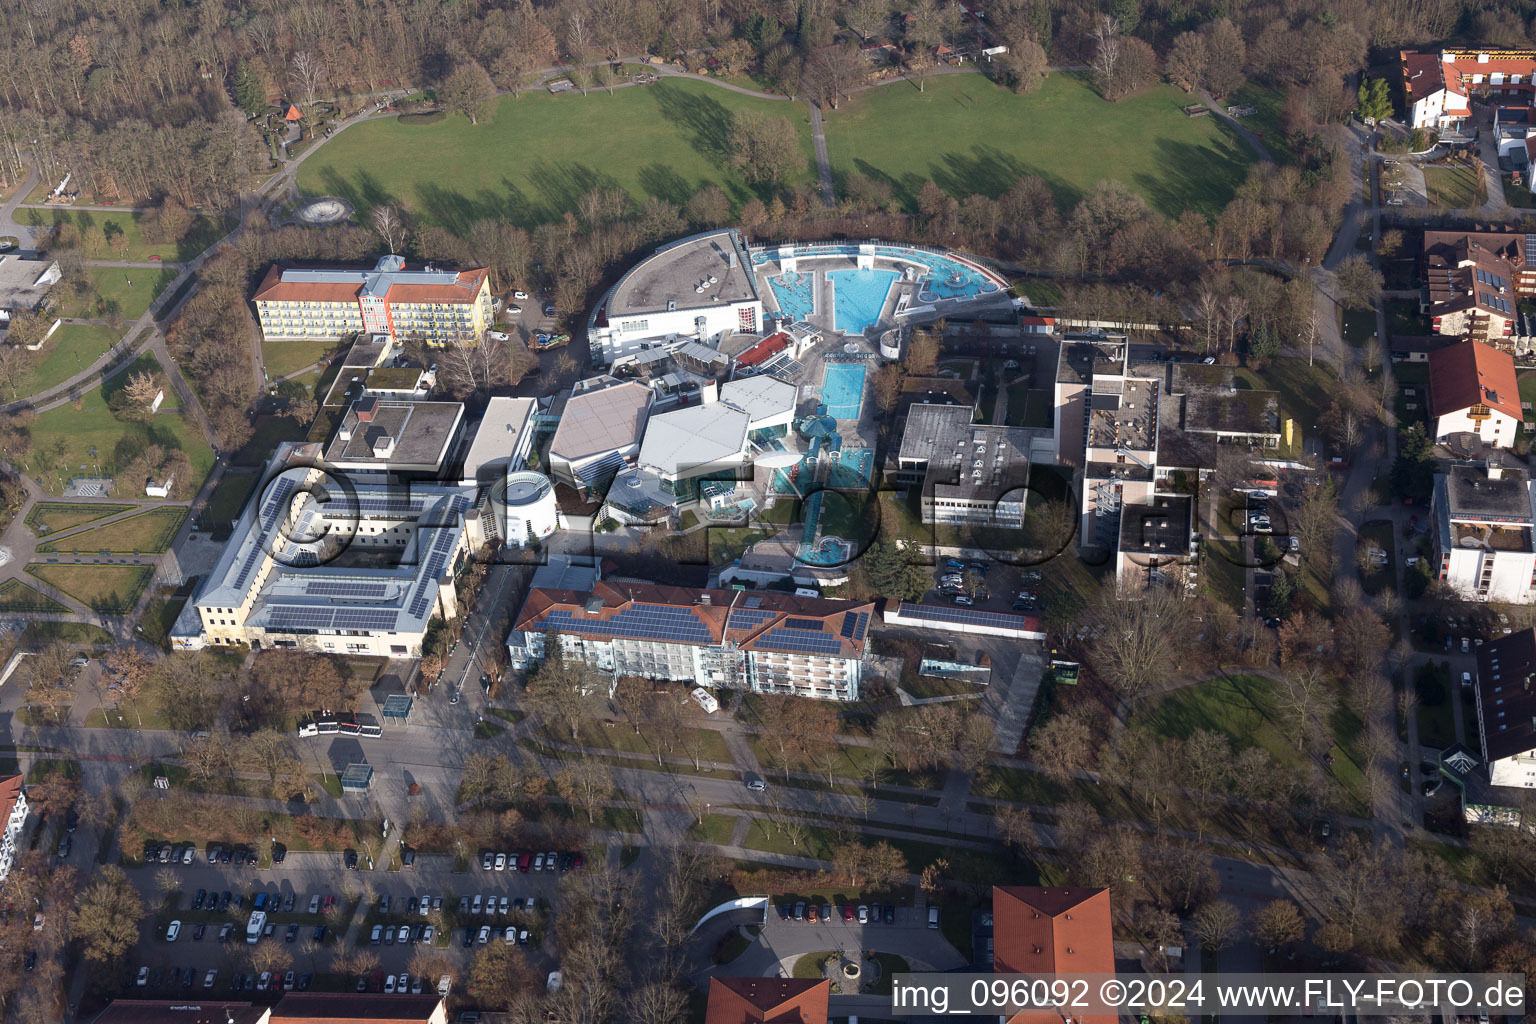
[298,79,817,232]
[823,73,1260,218]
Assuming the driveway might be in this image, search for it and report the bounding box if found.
[714,903,966,979]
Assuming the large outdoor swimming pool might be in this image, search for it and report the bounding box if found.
[821,362,866,421]
[828,268,898,335]
[767,270,815,320]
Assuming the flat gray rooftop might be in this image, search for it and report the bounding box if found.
[1119,494,1194,555]
[607,230,757,317]
[898,403,1031,498]
[324,400,462,468]
[0,256,57,311]
[1057,335,1127,386]
[1443,465,1534,521]
[1181,386,1281,437]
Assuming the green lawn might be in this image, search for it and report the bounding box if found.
[1357,519,1395,596]
[27,208,231,261]
[261,341,336,381]
[1386,298,1423,338]
[0,578,69,614]
[298,79,816,232]
[24,502,136,536]
[136,595,188,651]
[1235,358,1337,459]
[39,507,186,554]
[53,266,177,320]
[687,812,739,845]
[1340,308,1376,346]
[200,470,258,529]
[1130,672,1367,812]
[823,73,1264,218]
[1519,371,1536,422]
[9,323,122,400]
[26,562,153,614]
[1422,164,1485,209]
[20,374,212,496]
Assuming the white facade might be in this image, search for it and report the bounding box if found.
[1488,747,1536,788]
[1434,467,1536,603]
[1433,404,1520,449]
[597,303,762,365]
[0,784,26,883]
[500,470,559,547]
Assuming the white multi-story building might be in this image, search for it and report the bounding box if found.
[1472,630,1536,790]
[1433,464,1536,603]
[0,775,26,883]
[587,230,762,366]
[895,404,1033,528]
[176,443,484,657]
[509,582,872,701]
[252,255,492,345]
[1428,339,1522,449]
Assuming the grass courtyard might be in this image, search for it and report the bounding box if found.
[261,341,336,381]
[0,579,68,614]
[25,502,136,536]
[8,323,121,400]
[19,368,213,496]
[298,79,817,232]
[1129,672,1368,814]
[823,74,1262,218]
[24,208,231,262]
[52,266,178,321]
[26,562,153,614]
[39,507,186,554]
[1422,164,1485,209]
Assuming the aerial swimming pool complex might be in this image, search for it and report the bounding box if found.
[820,362,867,421]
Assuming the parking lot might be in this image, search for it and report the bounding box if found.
[918,558,1042,616]
[126,845,574,998]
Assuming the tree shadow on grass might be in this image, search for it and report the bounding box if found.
[651,82,735,167]
[523,159,624,224]
[1133,135,1252,219]
[637,164,697,208]
[312,168,400,222]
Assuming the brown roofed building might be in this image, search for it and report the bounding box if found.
[252,255,492,345]
[510,582,874,701]
[993,887,1117,1024]
[90,1003,269,1024]
[1427,338,1522,449]
[1423,231,1534,345]
[269,993,447,1024]
[1471,629,1536,790]
[705,978,830,1024]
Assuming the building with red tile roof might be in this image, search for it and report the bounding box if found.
[0,774,27,882]
[1424,231,1532,344]
[1399,49,1536,133]
[1428,338,1522,449]
[993,887,1117,1024]
[705,978,830,1024]
[509,582,874,700]
[252,255,492,345]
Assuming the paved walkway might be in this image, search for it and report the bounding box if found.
[807,103,836,208]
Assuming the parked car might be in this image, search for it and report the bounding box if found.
[165,920,181,942]
[309,895,321,914]
[494,853,507,871]
[192,889,206,910]
[397,925,410,944]
[193,923,206,941]
[204,970,218,989]
[370,925,382,945]
[858,904,869,923]
[482,852,495,870]
[478,925,492,944]
[513,290,529,300]
[793,902,805,921]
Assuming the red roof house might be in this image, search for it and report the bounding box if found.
[704,978,830,1024]
[284,104,303,121]
[993,887,1117,1024]
[1427,338,1522,448]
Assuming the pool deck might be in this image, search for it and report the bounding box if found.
[752,250,1013,343]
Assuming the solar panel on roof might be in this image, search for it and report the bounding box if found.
[728,607,776,631]
[755,627,844,655]
[897,601,1035,630]
[744,595,763,608]
[305,581,389,598]
[784,617,825,631]
[839,611,869,641]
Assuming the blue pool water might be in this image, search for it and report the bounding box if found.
[767,270,815,320]
[821,363,867,421]
[827,448,875,488]
[828,268,898,335]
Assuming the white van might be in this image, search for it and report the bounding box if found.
[927,906,940,929]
